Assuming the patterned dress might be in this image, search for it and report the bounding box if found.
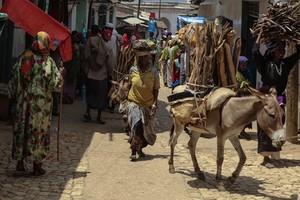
[127,65,160,151]
[8,31,63,162]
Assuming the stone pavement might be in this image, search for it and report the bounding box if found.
[0,86,300,200]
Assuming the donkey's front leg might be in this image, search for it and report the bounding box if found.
[227,136,246,185]
[169,121,184,174]
[188,131,205,180]
[216,136,226,191]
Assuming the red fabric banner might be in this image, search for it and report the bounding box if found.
[0,0,72,62]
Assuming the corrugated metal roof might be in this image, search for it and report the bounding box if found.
[122,17,144,25]
[116,10,133,18]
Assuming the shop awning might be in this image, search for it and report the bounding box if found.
[0,0,72,62]
[156,20,167,29]
[122,17,144,25]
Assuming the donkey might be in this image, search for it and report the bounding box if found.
[168,86,286,191]
[109,75,130,108]
[109,75,131,134]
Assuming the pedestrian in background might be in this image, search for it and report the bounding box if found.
[167,38,179,88]
[122,33,130,47]
[159,31,172,86]
[83,24,114,124]
[105,23,122,113]
[148,13,158,39]
[253,29,300,168]
[159,40,170,86]
[236,56,252,140]
[8,31,65,175]
[50,48,63,116]
[154,39,164,72]
[126,40,160,161]
[172,46,182,90]
[63,30,81,104]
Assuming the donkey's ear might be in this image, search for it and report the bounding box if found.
[246,86,262,96]
[110,80,119,86]
[269,87,277,96]
[246,85,267,100]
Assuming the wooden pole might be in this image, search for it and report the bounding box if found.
[57,89,63,161]
[87,0,94,30]
[137,0,141,18]
[286,43,299,144]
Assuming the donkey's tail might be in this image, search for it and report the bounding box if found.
[168,124,175,146]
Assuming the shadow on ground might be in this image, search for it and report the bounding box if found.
[0,99,134,199]
[179,169,291,200]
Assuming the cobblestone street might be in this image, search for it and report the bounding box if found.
[0,86,300,200]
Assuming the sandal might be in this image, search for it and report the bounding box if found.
[130,149,137,161]
[130,154,137,161]
[33,162,46,176]
[16,160,26,171]
[261,162,275,169]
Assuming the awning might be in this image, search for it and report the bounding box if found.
[0,0,72,62]
[122,17,144,25]
[177,16,205,30]
[156,20,167,29]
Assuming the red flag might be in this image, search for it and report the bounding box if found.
[0,0,72,62]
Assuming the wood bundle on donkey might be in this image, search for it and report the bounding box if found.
[170,18,242,128]
[113,45,135,81]
[167,17,286,191]
[178,19,241,91]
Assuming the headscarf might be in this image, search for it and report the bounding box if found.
[135,51,151,57]
[21,31,51,74]
[30,31,51,56]
[238,56,249,69]
[264,40,286,59]
[238,56,252,83]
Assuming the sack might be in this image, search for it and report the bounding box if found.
[96,37,107,67]
[85,36,105,70]
[89,52,103,70]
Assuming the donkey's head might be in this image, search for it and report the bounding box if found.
[249,87,286,148]
[109,75,131,113]
[109,75,130,104]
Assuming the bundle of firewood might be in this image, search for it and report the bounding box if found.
[179,20,240,91]
[113,45,135,81]
[251,1,300,44]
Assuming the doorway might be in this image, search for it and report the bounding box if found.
[241,1,259,88]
